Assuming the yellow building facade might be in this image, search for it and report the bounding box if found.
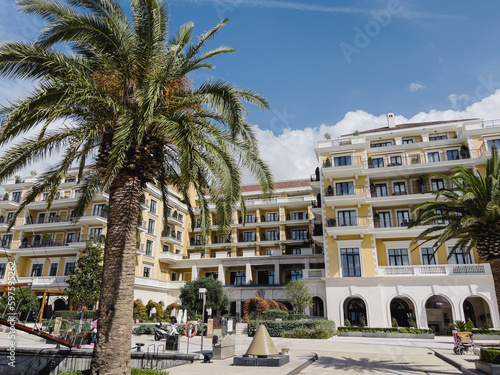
[312,115,500,332]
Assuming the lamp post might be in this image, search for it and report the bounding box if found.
[199,287,207,355]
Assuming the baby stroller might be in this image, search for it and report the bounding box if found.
[453,331,476,354]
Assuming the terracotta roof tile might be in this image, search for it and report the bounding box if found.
[241,179,310,193]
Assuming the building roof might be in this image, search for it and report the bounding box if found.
[241,179,310,193]
[343,118,479,137]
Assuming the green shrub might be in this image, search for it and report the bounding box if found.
[248,319,336,338]
[53,310,97,320]
[134,324,156,335]
[265,309,289,320]
[480,348,500,364]
[472,329,500,335]
[344,319,351,327]
[359,317,366,328]
[59,369,164,375]
[337,326,433,334]
[281,320,336,339]
[288,313,309,320]
[392,318,398,328]
[466,318,474,331]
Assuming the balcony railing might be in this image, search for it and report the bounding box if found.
[377,264,490,276]
[323,156,363,168]
[302,269,325,279]
[325,216,369,227]
[23,209,107,225]
[310,174,320,182]
[324,185,365,197]
[370,185,428,197]
[373,218,414,229]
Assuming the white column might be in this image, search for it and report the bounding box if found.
[218,263,225,285]
[191,265,198,280]
[274,262,280,285]
[245,263,253,285]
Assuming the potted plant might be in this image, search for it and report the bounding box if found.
[367,157,374,168]
[324,158,332,167]
[353,130,360,137]
[41,233,52,245]
[410,156,419,164]
[460,145,470,159]
[3,193,8,201]
[416,175,428,193]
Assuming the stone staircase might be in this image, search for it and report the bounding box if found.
[236,322,248,335]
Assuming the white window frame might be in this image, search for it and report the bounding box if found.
[419,245,438,265]
[383,241,412,266]
[446,240,474,264]
[142,264,153,278]
[336,240,363,278]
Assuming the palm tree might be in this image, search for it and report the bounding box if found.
[0,1,273,373]
[410,148,500,315]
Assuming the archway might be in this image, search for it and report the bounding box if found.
[53,298,67,312]
[344,297,367,326]
[312,297,324,317]
[390,297,415,327]
[425,295,453,335]
[464,296,492,329]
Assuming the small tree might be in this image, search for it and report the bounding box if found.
[179,277,229,314]
[392,317,398,328]
[65,240,103,309]
[0,287,40,319]
[284,280,313,315]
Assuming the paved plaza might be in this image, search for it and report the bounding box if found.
[0,329,491,374]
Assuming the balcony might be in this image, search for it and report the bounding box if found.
[322,156,364,179]
[16,209,107,231]
[159,251,183,263]
[0,197,21,210]
[167,212,184,227]
[137,220,147,233]
[134,276,185,290]
[377,264,491,277]
[239,195,315,209]
[323,185,366,206]
[325,216,370,235]
[161,231,182,246]
[17,276,69,289]
[302,269,325,279]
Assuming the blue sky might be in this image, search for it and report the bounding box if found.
[1,0,500,180]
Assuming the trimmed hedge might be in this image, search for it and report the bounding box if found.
[338,326,433,334]
[53,310,98,320]
[473,329,500,335]
[265,309,289,320]
[134,324,156,335]
[248,319,336,338]
[281,320,336,339]
[480,348,500,364]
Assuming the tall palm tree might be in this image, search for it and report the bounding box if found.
[0,1,273,373]
[410,148,500,315]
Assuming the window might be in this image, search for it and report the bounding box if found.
[147,219,156,235]
[229,271,246,285]
[389,155,402,166]
[31,263,43,277]
[0,264,6,278]
[149,199,157,215]
[448,247,472,264]
[373,183,388,197]
[49,263,58,276]
[421,248,436,265]
[376,212,391,228]
[266,230,279,241]
[176,231,182,241]
[257,270,274,285]
[487,139,500,150]
[427,152,440,163]
[372,158,385,168]
[291,230,308,240]
[163,245,169,252]
[171,272,177,281]
[245,214,255,223]
[292,248,301,255]
[337,210,357,226]
[266,212,278,222]
[205,271,218,280]
[92,204,106,216]
[243,231,255,242]
[177,213,184,223]
[290,212,307,220]
[334,156,352,167]
[336,182,354,196]
[285,269,303,283]
[1,234,13,249]
[89,227,103,239]
[446,150,460,161]
[66,233,76,244]
[371,140,393,147]
[393,182,407,195]
[388,249,409,266]
[430,178,445,191]
[65,177,76,183]
[143,266,151,278]
[11,191,21,203]
[194,235,201,245]
[145,240,153,256]
[341,248,361,277]
[396,211,411,227]
[7,212,14,223]
[64,262,75,276]
[402,138,414,144]
[429,134,448,141]
[73,189,80,198]
[48,212,58,223]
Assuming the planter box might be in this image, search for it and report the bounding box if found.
[474,335,500,341]
[339,331,434,339]
[476,360,500,375]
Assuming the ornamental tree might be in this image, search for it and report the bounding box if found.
[284,280,313,315]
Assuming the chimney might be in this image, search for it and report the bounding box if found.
[387,112,396,128]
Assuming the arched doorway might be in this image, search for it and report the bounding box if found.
[464,296,492,329]
[344,297,367,326]
[390,297,415,327]
[53,298,67,312]
[312,297,324,317]
[425,295,453,335]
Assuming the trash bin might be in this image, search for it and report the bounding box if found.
[166,335,179,350]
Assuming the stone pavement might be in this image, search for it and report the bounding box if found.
[0,329,494,374]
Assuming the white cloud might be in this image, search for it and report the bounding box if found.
[409,82,426,92]
[247,89,500,183]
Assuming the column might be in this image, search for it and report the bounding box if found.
[274,262,280,285]
[191,265,198,280]
[218,263,225,285]
[245,263,253,285]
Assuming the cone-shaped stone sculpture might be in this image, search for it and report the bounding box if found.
[246,325,279,356]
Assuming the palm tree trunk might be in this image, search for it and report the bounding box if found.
[91,174,141,375]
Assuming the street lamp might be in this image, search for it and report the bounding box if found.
[199,287,207,355]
